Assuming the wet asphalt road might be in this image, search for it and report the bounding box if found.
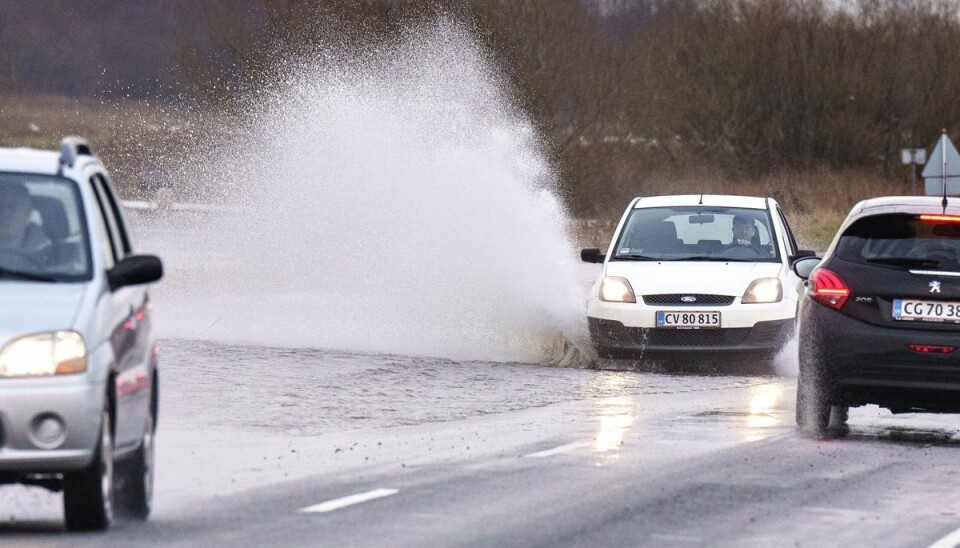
[3,340,960,547]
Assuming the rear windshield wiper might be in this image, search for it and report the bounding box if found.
[0,267,59,282]
[866,257,940,268]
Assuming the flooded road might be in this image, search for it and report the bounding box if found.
[155,340,775,434]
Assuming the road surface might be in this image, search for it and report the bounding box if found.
[2,340,960,547]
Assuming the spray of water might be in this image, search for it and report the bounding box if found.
[145,22,593,366]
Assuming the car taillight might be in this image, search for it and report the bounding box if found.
[920,214,960,223]
[808,268,850,310]
[906,344,957,354]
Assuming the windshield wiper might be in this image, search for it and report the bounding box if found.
[675,255,754,262]
[867,257,940,268]
[0,266,59,282]
[612,254,661,261]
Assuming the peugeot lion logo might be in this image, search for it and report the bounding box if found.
[681,295,697,303]
[930,280,942,293]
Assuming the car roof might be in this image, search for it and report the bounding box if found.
[0,147,61,175]
[849,195,960,217]
[633,194,770,210]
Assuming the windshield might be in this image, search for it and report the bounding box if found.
[836,213,960,271]
[611,206,780,263]
[0,174,91,281]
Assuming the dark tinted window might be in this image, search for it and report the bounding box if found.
[837,213,960,270]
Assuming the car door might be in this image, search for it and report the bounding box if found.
[88,173,151,448]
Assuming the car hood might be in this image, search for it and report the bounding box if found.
[0,282,87,345]
[605,261,783,296]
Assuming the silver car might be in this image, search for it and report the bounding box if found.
[0,137,163,530]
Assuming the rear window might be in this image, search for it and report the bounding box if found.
[837,213,960,270]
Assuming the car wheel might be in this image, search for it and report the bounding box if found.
[63,409,113,531]
[118,408,155,519]
[796,373,830,435]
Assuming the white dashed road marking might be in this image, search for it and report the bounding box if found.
[649,534,703,543]
[523,442,590,458]
[928,525,960,548]
[299,488,399,514]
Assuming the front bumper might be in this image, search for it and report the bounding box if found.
[801,299,960,412]
[0,375,104,473]
[588,317,795,358]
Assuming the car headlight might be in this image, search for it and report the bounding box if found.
[600,276,637,303]
[0,331,88,377]
[742,278,783,304]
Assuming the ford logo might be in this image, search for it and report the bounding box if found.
[680,295,697,303]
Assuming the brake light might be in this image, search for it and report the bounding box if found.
[919,214,960,223]
[808,268,850,310]
[906,344,956,353]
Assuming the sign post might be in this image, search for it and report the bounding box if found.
[901,148,926,194]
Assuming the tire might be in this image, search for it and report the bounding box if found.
[797,361,848,438]
[796,371,830,435]
[118,409,155,519]
[63,409,114,531]
[796,338,834,437]
[829,404,850,437]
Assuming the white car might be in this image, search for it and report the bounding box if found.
[582,195,812,360]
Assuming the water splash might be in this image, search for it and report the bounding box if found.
[140,22,593,366]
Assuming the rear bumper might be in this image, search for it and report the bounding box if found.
[0,376,103,473]
[801,299,960,411]
[588,317,795,358]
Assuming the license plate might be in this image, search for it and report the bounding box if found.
[656,311,721,328]
[893,299,960,324]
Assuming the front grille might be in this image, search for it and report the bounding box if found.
[637,328,751,347]
[642,294,736,306]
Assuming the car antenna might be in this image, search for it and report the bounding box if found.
[942,129,950,213]
[698,193,703,205]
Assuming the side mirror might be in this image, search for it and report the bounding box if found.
[789,249,817,263]
[581,248,605,264]
[792,255,821,280]
[108,254,164,291]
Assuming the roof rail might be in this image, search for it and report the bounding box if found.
[59,136,94,170]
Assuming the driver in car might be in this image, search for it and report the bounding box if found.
[727,213,766,255]
[731,214,755,247]
[0,183,51,257]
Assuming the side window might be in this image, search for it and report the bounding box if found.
[89,197,116,269]
[776,208,798,255]
[94,174,132,255]
[89,175,123,264]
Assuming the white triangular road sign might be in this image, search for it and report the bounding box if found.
[922,133,960,179]
[922,133,960,196]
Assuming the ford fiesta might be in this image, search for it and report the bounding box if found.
[582,195,812,361]
[795,196,960,435]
